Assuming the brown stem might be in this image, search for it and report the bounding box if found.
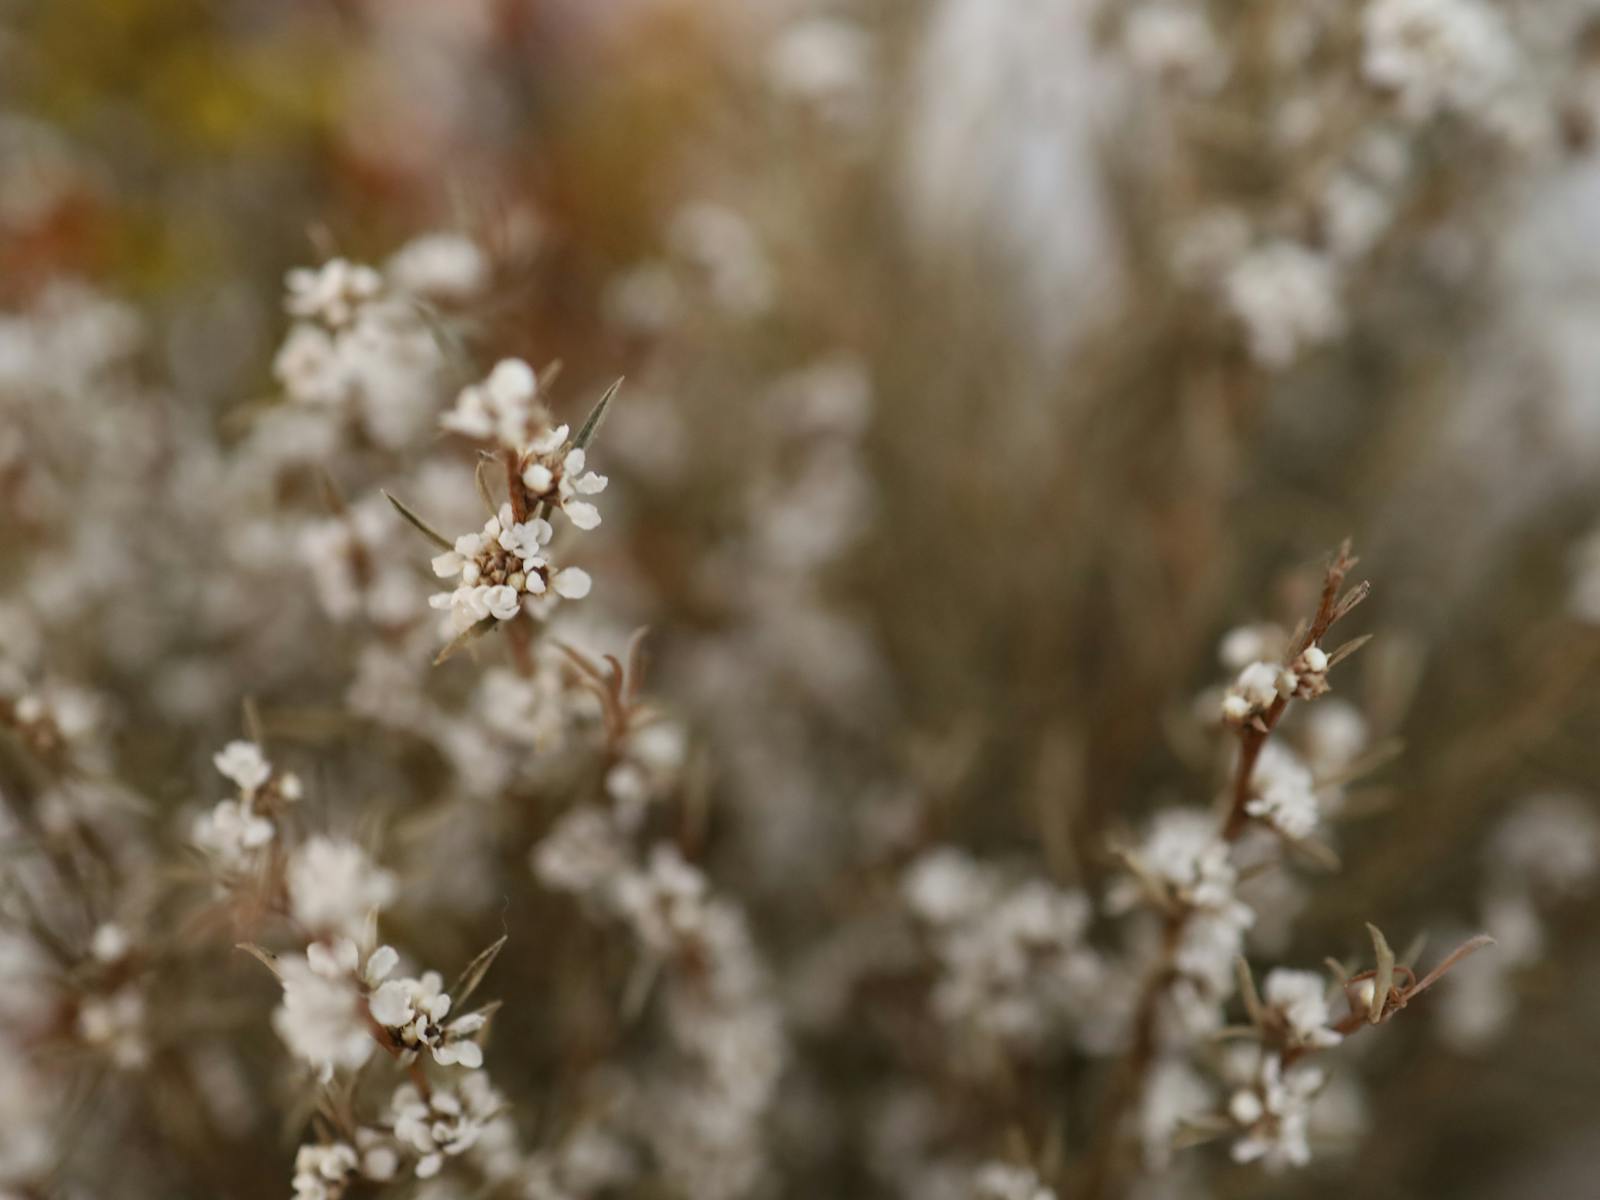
[1082,543,1366,1200]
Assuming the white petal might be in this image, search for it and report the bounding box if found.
[575,471,608,495]
[522,463,553,492]
[553,568,592,599]
[431,551,462,578]
[566,501,601,531]
[364,945,399,985]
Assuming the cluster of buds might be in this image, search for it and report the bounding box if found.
[518,426,608,531]
[428,503,591,634]
[1221,645,1331,726]
[193,740,302,873]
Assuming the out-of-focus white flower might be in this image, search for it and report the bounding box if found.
[1222,241,1345,368]
[1140,1057,1214,1169]
[1124,2,1229,93]
[213,739,271,794]
[441,358,548,448]
[193,797,275,870]
[77,985,148,1069]
[534,806,630,898]
[286,836,397,941]
[767,17,875,124]
[615,844,710,955]
[386,1075,504,1179]
[972,1160,1057,1200]
[1228,1052,1323,1170]
[1362,0,1518,124]
[1261,968,1342,1048]
[291,1140,359,1200]
[1491,793,1600,895]
[667,203,775,318]
[90,922,130,964]
[1246,743,1321,841]
[274,323,349,407]
[386,232,489,302]
[285,259,383,328]
[273,951,374,1081]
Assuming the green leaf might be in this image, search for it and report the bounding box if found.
[572,378,623,452]
[384,491,453,552]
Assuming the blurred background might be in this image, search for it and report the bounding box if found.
[5,1,1600,1198]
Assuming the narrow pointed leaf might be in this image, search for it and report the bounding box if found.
[450,935,507,1007]
[572,378,623,452]
[384,491,453,552]
[1366,922,1395,1023]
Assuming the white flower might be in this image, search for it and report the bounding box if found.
[428,506,589,635]
[369,968,486,1069]
[1228,1053,1324,1170]
[274,323,349,406]
[273,953,374,1081]
[76,985,148,1068]
[1245,743,1321,840]
[292,1141,359,1200]
[520,443,608,532]
[213,739,271,794]
[972,1161,1057,1200]
[615,844,710,955]
[1362,0,1517,124]
[1261,968,1342,1048]
[385,1077,503,1177]
[193,797,275,870]
[442,358,546,448]
[90,923,130,963]
[1222,241,1344,368]
[534,807,629,898]
[286,837,397,941]
[285,258,383,328]
[386,232,489,302]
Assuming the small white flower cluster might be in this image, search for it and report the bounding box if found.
[192,740,302,873]
[1221,240,1345,369]
[368,958,488,1069]
[272,940,391,1081]
[903,849,1105,1050]
[441,358,548,449]
[385,1075,503,1178]
[519,434,609,532]
[274,249,463,448]
[1260,968,1343,1050]
[1362,0,1519,125]
[1226,1050,1325,1170]
[971,1160,1058,1200]
[1122,2,1229,95]
[1437,794,1600,1049]
[286,836,396,942]
[535,771,783,1200]
[1221,646,1330,725]
[299,495,421,627]
[429,502,591,635]
[1245,743,1322,841]
[1112,810,1256,1034]
[292,1135,396,1200]
[76,985,148,1070]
